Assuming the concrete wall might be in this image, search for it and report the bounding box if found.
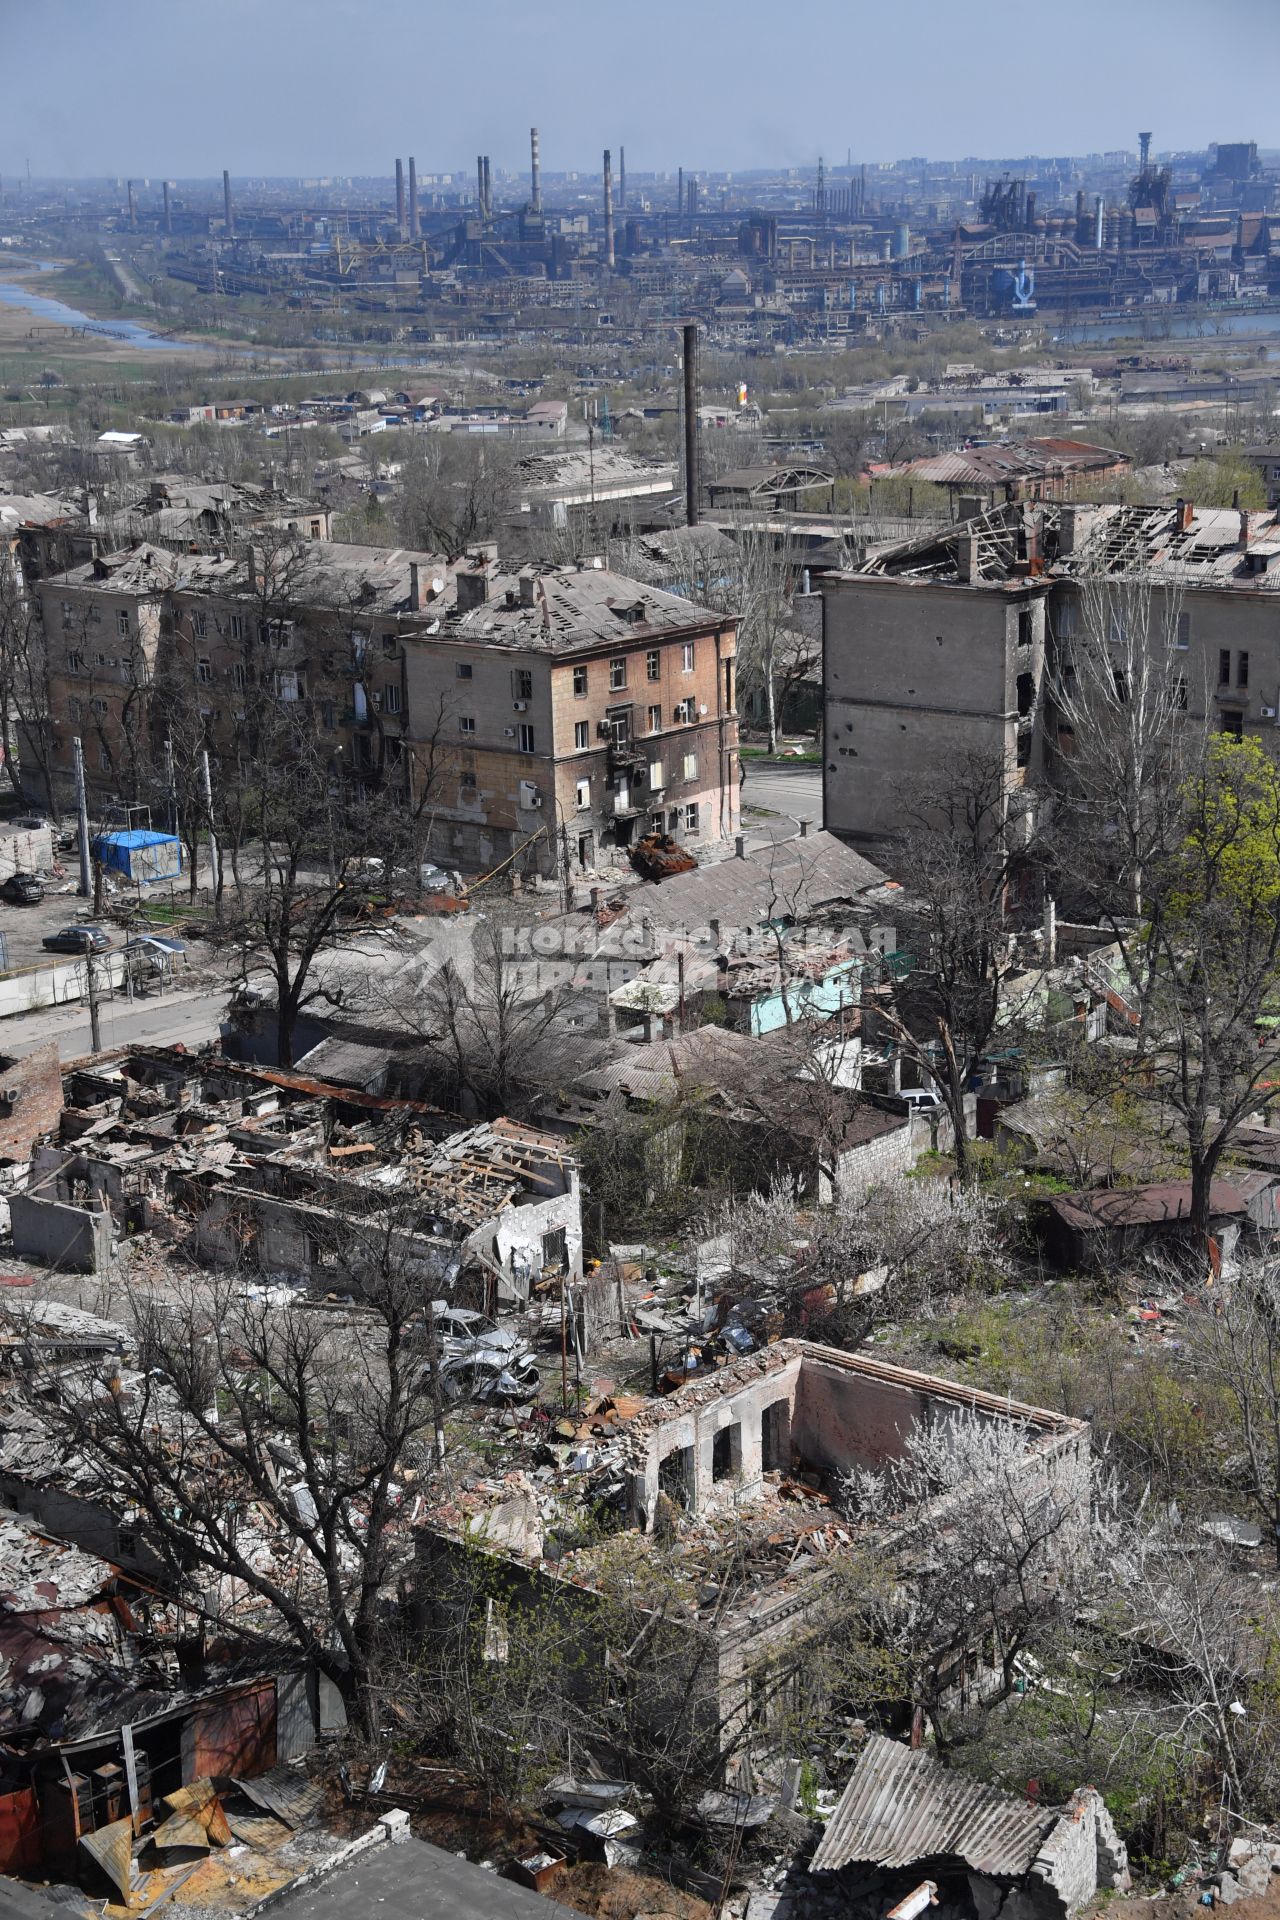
[823,574,1048,849]
[0,949,129,1021]
[9,1190,111,1270]
[832,1114,917,1199]
[0,825,53,879]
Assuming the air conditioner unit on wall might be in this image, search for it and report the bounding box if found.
[513,700,529,711]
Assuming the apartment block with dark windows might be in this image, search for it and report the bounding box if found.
[822,498,1280,854]
[401,556,739,878]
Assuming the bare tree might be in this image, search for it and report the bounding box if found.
[362,917,603,1121]
[1048,547,1193,921]
[872,749,1043,1184]
[4,1225,444,1741]
[1192,1258,1280,1566]
[0,548,61,818]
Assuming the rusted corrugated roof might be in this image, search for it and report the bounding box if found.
[811,1735,1054,1877]
[1047,1173,1271,1232]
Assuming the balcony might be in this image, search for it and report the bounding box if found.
[607,735,644,772]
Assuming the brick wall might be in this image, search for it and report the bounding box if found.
[0,1042,63,1165]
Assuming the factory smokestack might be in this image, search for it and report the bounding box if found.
[477,154,485,218]
[395,157,405,234]
[619,145,626,212]
[483,154,492,220]
[603,149,615,269]
[1094,193,1105,249]
[127,179,136,229]
[677,166,683,219]
[1139,130,1152,172]
[682,322,700,527]
[163,179,172,234]
[223,169,233,234]
[530,127,541,214]
[408,156,418,236]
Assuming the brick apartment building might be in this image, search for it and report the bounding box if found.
[35,541,447,804]
[402,554,739,876]
[32,541,739,878]
[822,497,1280,852]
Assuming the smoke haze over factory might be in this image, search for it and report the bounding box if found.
[3,0,1274,179]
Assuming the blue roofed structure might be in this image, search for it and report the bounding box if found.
[90,830,183,885]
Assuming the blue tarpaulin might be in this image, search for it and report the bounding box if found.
[91,829,183,885]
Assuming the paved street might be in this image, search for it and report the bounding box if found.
[739,760,824,828]
[1,978,228,1061]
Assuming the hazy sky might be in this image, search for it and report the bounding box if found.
[3,0,1276,180]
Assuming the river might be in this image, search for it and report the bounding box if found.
[0,258,216,353]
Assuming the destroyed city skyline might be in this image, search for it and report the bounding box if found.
[2,11,1280,1920]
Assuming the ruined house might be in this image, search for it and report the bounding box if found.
[7,1048,582,1307]
[418,1341,1087,1767]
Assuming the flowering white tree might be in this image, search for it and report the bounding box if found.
[700,1171,1007,1348]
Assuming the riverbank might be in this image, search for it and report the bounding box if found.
[0,255,238,365]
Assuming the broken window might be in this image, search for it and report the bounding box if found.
[712,1424,740,1483]
[658,1443,694,1511]
[1016,672,1034,718]
[762,1399,788,1473]
[541,1227,568,1274]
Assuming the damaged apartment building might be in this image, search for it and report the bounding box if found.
[0,1301,347,1886]
[418,1339,1087,1773]
[34,537,741,881]
[822,496,1280,852]
[9,1046,582,1311]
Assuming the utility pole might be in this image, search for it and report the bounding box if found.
[85,949,102,1054]
[72,736,92,896]
[164,734,177,835]
[200,749,221,909]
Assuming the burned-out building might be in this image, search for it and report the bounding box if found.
[418,1342,1087,1766]
[0,1301,347,1886]
[7,1048,583,1309]
[823,497,1280,854]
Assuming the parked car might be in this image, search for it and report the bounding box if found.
[440,1350,541,1405]
[42,925,112,954]
[1,872,45,905]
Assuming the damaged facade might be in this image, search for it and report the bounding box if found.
[7,1047,582,1309]
[418,1341,1086,1769]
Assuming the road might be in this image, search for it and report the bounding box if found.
[1,978,227,1062]
[740,760,824,829]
